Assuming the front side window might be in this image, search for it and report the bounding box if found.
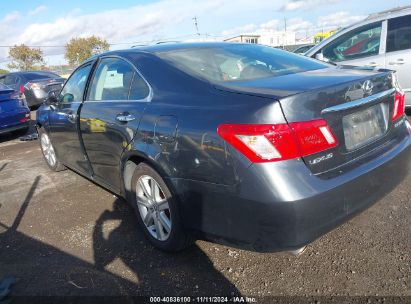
[321,22,382,62]
[387,15,411,53]
[59,64,92,103]
[157,44,328,83]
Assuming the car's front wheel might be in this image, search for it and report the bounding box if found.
[129,162,192,252]
[38,128,65,172]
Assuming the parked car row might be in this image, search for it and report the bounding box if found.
[1,6,410,255]
[0,71,64,109]
[0,71,65,137]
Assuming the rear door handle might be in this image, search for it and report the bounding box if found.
[116,113,136,122]
[368,62,378,67]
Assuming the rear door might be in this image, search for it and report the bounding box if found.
[80,56,151,191]
[385,14,411,106]
[48,63,93,174]
[319,21,385,69]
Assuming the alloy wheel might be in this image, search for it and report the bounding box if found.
[135,175,172,241]
[40,133,57,167]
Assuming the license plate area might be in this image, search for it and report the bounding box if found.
[343,103,389,151]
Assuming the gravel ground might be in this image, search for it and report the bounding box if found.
[0,115,410,301]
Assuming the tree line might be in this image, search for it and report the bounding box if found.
[4,36,110,72]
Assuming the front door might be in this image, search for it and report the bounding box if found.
[385,14,411,106]
[48,63,93,174]
[80,56,151,190]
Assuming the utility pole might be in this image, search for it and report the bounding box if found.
[193,16,200,36]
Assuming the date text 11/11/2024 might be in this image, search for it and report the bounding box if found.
[149,296,257,303]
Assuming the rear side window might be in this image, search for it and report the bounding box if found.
[129,73,150,100]
[157,44,328,83]
[321,22,382,62]
[387,15,411,53]
[88,57,149,101]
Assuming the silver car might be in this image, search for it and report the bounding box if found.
[306,6,411,108]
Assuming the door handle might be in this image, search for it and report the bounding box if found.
[368,62,377,67]
[116,113,136,123]
[67,113,76,123]
[389,58,405,65]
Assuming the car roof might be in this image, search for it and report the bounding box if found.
[92,42,245,59]
[366,5,411,21]
[4,71,60,77]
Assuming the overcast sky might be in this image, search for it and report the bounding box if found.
[0,0,409,67]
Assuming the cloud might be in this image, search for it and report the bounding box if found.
[279,0,340,11]
[0,0,367,65]
[221,24,257,36]
[221,10,365,41]
[2,11,21,23]
[260,19,280,31]
[317,11,365,28]
[28,5,47,16]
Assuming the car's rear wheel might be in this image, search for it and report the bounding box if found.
[38,128,65,172]
[129,162,192,251]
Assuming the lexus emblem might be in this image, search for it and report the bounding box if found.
[362,80,374,95]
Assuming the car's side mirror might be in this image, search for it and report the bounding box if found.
[62,93,74,103]
[315,52,330,63]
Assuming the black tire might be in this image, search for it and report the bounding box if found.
[128,162,192,252]
[38,128,66,172]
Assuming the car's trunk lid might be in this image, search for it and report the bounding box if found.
[28,77,65,93]
[216,67,405,174]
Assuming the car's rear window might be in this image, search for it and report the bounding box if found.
[157,44,328,83]
[0,83,12,91]
[24,72,60,80]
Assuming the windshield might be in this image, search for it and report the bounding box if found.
[157,44,328,83]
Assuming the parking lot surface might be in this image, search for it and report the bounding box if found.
[0,116,410,299]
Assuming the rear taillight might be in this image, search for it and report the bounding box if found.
[217,119,338,163]
[392,91,405,121]
[19,86,25,94]
[289,120,338,156]
[20,113,30,122]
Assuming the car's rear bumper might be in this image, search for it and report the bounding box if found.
[171,125,411,252]
[0,109,30,134]
[0,121,30,134]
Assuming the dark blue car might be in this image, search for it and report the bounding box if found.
[0,83,30,136]
[36,43,411,253]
